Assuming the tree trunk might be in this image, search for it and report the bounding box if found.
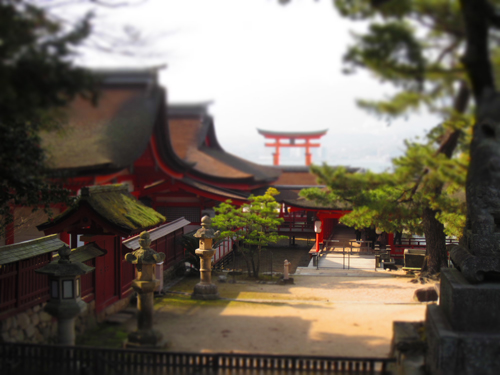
[240,250,252,278]
[251,257,257,279]
[419,81,470,275]
[422,207,448,274]
[255,246,261,279]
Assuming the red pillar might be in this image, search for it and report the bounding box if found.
[274,139,281,165]
[60,232,70,245]
[273,150,280,165]
[388,232,395,255]
[314,218,324,253]
[305,140,312,166]
[5,206,14,245]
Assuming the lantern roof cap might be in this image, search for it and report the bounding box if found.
[194,215,219,239]
[36,245,95,277]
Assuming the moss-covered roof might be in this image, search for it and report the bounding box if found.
[0,235,64,265]
[38,184,166,235]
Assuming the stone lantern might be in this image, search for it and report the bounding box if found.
[192,215,220,300]
[35,245,94,346]
[124,231,165,348]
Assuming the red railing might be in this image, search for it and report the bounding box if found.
[214,238,234,264]
[280,212,308,223]
[278,222,314,233]
[0,263,17,314]
[0,254,51,319]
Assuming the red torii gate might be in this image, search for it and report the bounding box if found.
[257,129,328,166]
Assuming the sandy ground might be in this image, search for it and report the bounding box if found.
[136,274,432,358]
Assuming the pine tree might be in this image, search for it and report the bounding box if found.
[212,188,287,279]
[0,0,97,238]
[279,0,481,274]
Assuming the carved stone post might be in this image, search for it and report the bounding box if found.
[284,259,291,280]
[124,231,165,348]
[279,259,294,285]
[192,216,220,300]
[424,93,500,374]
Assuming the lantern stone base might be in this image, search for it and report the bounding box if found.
[191,283,220,300]
[425,268,500,375]
[278,277,294,285]
[125,329,166,349]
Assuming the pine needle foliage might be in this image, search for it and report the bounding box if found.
[0,0,97,238]
[212,188,287,279]
[277,0,482,274]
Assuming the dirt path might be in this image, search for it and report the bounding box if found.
[142,274,430,358]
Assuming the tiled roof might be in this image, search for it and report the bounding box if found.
[123,217,191,250]
[0,235,64,265]
[166,106,281,185]
[271,171,320,186]
[52,242,107,263]
[182,178,250,201]
[38,184,166,235]
[41,69,163,176]
[270,165,363,187]
[257,128,328,137]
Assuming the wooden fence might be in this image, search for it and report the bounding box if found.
[149,230,184,270]
[0,254,51,319]
[0,226,187,320]
[0,342,395,375]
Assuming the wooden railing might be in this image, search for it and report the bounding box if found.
[0,254,51,319]
[391,237,459,259]
[0,342,396,374]
[213,238,234,264]
[278,222,314,233]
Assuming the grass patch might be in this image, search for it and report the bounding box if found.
[154,293,231,310]
[76,324,129,348]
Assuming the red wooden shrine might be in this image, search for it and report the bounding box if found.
[257,129,328,166]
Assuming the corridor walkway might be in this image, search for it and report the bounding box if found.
[296,224,403,276]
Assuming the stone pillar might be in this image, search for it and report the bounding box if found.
[57,317,77,346]
[423,95,500,374]
[192,216,220,300]
[284,259,290,280]
[124,231,166,348]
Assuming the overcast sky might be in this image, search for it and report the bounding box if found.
[66,0,439,172]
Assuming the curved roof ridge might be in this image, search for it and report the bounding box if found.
[257,128,328,137]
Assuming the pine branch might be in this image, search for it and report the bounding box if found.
[406,80,470,200]
[434,39,461,66]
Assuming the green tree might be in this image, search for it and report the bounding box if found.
[212,188,287,279]
[0,0,99,239]
[279,0,483,274]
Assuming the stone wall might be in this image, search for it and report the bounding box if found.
[1,295,133,344]
[1,303,56,344]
